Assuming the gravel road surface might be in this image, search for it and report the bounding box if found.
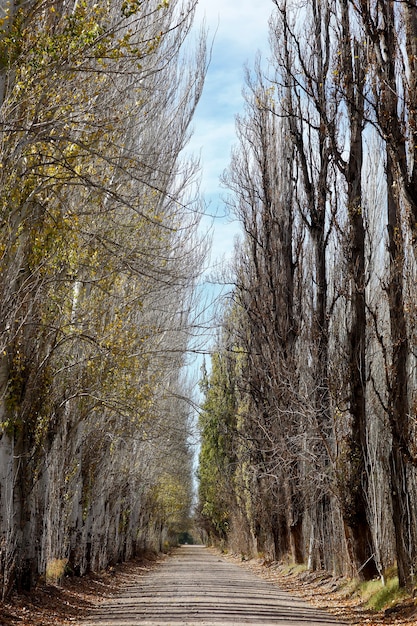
[81,545,348,625]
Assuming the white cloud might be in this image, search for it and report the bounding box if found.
[197,0,272,51]
[185,0,272,269]
[189,119,235,190]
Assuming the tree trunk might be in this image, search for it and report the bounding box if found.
[386,152,413,590]
[339,1,378,579]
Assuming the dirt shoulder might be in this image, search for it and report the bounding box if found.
[219,551,417,626]
[0,552,163,626]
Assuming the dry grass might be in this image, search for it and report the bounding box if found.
[45,558,68,585]
[219,550,417,626]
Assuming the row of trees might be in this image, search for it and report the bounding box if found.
[0,0,207,596]
[198,0,417,590]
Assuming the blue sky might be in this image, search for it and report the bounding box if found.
[188,0,273,270]
[184,1,274,454]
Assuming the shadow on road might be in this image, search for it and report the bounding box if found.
[83,546,348,625]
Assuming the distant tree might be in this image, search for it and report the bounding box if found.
[198,349,238,543]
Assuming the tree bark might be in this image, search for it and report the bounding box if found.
[338,0,378,580]
[386,152,413,590]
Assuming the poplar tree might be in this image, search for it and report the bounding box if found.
[0,0,207,594]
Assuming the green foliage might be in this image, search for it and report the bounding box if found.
[177,531,195,545]
[198,351,238,539]
[338,570,411,612]
[0,0,160,83]
[152,472,193,537]
[359,576,408,612]
[121,0,142,18]
[0,0,174,447]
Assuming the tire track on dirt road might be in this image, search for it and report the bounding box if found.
[80,545,348,625]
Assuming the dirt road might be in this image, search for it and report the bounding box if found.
[81,545,347,625]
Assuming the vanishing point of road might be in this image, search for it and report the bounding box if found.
[81,545,347,626]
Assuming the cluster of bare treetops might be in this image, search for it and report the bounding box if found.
[198,0,417,593]
[0,0,209,598]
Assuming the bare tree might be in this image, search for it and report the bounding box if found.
[271,0,338,569]
[349,0,417,589]
[221,59,304,562]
